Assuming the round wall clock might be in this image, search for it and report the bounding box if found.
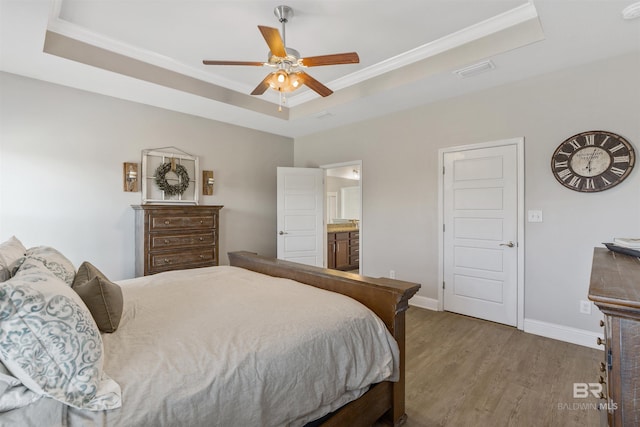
[551,130,635,192]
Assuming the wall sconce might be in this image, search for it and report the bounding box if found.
[123,162,139,192]
[203,170,214,195]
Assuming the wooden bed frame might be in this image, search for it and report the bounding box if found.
[228,251,421,427]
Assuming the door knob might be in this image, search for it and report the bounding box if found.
[500,241,515,248]
[279,231,288,235]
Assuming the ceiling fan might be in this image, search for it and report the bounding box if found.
[202,5,359,107]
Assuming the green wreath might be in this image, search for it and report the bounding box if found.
[155,162,190,196]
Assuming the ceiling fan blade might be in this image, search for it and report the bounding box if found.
[203,60,265,66]
[258,25,287,57]
[298,72,333,97]
[251,73,274,95]
[300,52,360,67]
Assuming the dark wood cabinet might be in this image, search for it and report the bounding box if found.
[588,247,640,427]
[328,230,359,271]
[133,205,222,276]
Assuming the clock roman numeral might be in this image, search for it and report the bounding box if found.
[569,139,581,150]
[554,160,568,168]
[599,135,611,147]
[611,166,626,176]
[556,150,572,157]
[568,176,581,188]
[585,179,595,190]
[584,134,595,145]
[602,176,611,186]
[557,169,572,180]
[610,143,625,153]
[614,155,630,163]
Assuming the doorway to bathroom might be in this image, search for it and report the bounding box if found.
[322,161,362,274]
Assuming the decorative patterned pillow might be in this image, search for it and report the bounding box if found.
[72,262,124,333]
[0,236,26,272]
[23,246,76,286]
[0,259,121,410]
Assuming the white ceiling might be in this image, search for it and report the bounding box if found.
[1,1,639,138]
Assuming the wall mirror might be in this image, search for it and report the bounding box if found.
[326,166,361,225]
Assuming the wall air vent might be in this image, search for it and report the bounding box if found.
[314,110,334,119]
[453,60,496,78]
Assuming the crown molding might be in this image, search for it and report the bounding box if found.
[46,0,540,110]
[47,0,255,95]
[287,2,539,106]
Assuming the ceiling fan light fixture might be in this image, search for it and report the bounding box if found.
[202,4,359,108]
[268,70,302,93]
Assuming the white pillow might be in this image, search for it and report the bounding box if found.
[0,258,121,410]
[0,236,26,270]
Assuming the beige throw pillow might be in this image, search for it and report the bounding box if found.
[0,236,26,272]
[72,262,123,333]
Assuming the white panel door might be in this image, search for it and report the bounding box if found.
[443,145,518,326]
[277,167,324,267]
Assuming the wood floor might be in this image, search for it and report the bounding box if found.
[401,307,604,427]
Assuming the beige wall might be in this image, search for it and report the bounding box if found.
[2,52,639,334]
[0,72,293,280]
[294,52,640,332]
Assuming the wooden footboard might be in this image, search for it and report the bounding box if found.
[228,251,421,427]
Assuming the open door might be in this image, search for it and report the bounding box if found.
[276,167,324,267]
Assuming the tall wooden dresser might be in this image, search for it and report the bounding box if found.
[588,247,640,427]
[133,205,222,276]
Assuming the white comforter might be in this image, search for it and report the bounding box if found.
[3,265,399,427]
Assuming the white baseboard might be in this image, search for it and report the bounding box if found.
[407,299,603,350]
[409,295,439,311]
[524,318,603,350]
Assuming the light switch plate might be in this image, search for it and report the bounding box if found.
[528,210,543,222]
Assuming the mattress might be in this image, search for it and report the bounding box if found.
[0,265,399,427]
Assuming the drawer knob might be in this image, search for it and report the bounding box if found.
[200,220,203,224]
[597,337,605,346]
[164,239,170,244]
[600,362,606,372]
[598,392,606,399]
[164,258,171,264]
[199,237,204,241]
[598,376,606,384]
[600,320,604,327]
[164,220,170,225]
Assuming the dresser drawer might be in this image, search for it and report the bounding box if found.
[149,214,215,231]
[149,247,216,271]
[150,232,216,250]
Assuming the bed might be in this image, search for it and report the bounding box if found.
[0,239,420,427]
